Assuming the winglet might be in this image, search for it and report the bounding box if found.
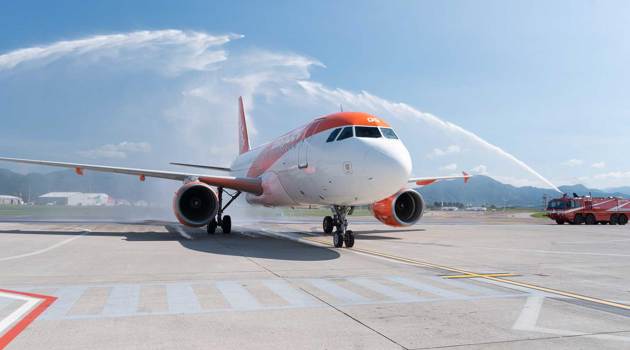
[463,171,470,183]
[238,96,250,155]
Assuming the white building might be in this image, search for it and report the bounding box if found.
[37,192,111,206]
[0,195,24,205]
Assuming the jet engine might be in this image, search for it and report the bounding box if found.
[370,189,425,227]
[173,182,218,227]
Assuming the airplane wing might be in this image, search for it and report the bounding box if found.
[409,171,471,186]
[0,157,262,195]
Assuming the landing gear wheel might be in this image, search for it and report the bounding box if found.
[221,215,232,234]
[555,219,565,225]
[619,214,628,225]
[323,216,334,234]
[610,214,619,225]
[573,214,584,225]
[333,233,344,248]
[207,219,217,234]
[344,230,355,248]
[585,214,596,225]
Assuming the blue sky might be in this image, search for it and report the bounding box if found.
[1,1,630,189]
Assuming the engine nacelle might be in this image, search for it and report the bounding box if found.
[173,182,218,227]
[370,189,425,227]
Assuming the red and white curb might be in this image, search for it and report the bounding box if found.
[0,289,56,349]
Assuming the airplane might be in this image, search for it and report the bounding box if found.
[0,97,470,248]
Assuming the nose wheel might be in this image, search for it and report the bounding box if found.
[327,205,355,248]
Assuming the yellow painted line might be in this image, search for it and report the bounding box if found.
[304,236,630,311]
[443,273,517,279]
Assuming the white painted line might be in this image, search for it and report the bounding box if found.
[0,292,40,335]
[263,280,319,307]
[306,279,369,304]
[166,284,201,314]
[41,286,87,319]
[388,276,464,299]
[427,276,503,296]
[348,277,418,301]
[102,285,140,317]
[0,230,91,262]
[513,296,630,342]
[215,281,261,310]
[512,295,545,330]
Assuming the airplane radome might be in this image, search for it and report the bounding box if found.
[0,97,470,248]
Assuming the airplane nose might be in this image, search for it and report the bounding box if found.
[367,141,412,184]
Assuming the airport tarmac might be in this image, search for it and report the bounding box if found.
[1,214,630,349]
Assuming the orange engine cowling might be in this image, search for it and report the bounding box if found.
[173,182,218,227]
[370,189,425,227]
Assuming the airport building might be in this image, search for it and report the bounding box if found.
[36,192,111,206]
[0,195,24,205]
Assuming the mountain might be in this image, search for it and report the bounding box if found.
[417,175,629,208]
[605,186,630,196]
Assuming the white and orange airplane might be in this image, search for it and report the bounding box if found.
[0,97,470,248]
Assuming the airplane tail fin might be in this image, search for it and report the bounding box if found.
[238,96,250,155]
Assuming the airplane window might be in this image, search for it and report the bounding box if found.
[355,126,382,138]
[380,128,399,139]
[326,128,342,142]
[337,126,354,141]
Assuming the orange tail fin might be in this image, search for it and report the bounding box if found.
[238,96,250,154]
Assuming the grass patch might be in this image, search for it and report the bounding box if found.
[530,211,548,219]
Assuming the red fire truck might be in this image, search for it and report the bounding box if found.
[546,194,630,225]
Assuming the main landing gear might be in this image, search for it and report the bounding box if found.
[207,187,241,235]
[323,205,355,248]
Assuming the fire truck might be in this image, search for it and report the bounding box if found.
[546,194,630,225]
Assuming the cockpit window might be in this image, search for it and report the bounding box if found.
[380,127,399,139]
[326,128,341,142]
[355,126,382,138]
[337,126,354,141]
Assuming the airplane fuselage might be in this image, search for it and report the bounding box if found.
[229,112,412,207]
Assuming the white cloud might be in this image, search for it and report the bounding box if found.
[427,144,461,158]
[593,171,630,180]
[440,163,457,171]
[471,164,488,175]
[562,159,583,167]
[591,161,606,169]
[78,142,151,159]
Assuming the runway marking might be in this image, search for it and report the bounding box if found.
[426,276,505,296]
[16,276,525,320]
[41,286,86,319]
[513,296,630,342]
[102,285,140,317]
[306,279,369,304]
[0,289,56,350]
[443,273,518,279]
[303,236,630,311]
[215,281,261,310]
[388,276,464,299]
[262,280,319,307]
[0,230,91,262]
[347,278,418,301]
[166,284,201,314]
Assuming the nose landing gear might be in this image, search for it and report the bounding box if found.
[326,205,355,248]
[207,187,240,234]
